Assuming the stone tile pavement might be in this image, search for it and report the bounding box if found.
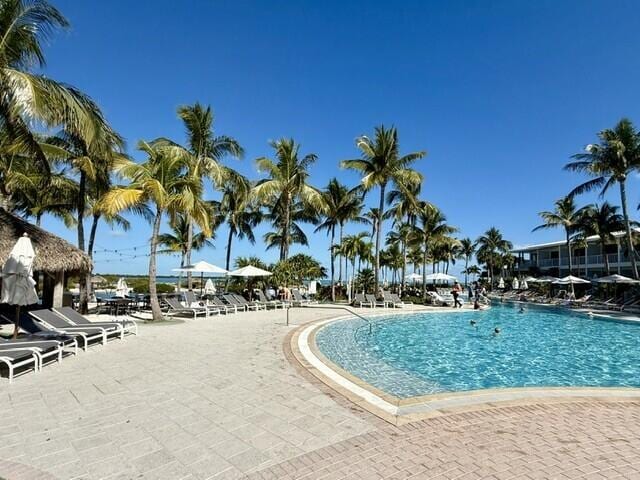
[0,309,374,479]
[2,307,640,479]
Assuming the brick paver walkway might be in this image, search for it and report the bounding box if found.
[245,402,640,480]
[2,308,640,479]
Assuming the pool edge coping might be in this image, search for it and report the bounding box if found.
[290,310,640,426]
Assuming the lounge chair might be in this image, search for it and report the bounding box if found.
[29,309,114,347]
[427,291,450,306]
[292,290,318,306]
[387,293,413,308]
[166,297,213,318]
[365,294,386,308]
[0,349,39,383]
[256,290,286,309]
[232,294,266,311]
[54,307,138,337]
[0,338,63,369]
[353,293,373,308]
[211,296,237,314]
[184,290,203,308]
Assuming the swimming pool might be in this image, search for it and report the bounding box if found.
[314,304,640,398]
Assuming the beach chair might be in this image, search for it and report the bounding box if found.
[166,297,212,318]
[292,290,317,306]
[353,293,373,308]
[0,349,39,383]
[256,290,286,309]
[4,313,82,353]
[427,291,450,306]
[232,294,266,311]
[387,293,412,308]
[184,290,203,308]
[211,296,237,314]
[54,307,138,336]
[29,309,115,347]
[365,294,386,308]
[0,338,63,369]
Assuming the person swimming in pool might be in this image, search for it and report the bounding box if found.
[519,306,525,313]
[493,327,501,335]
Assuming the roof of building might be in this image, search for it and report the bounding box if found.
[0,209,92,274]
[511,229,640,253]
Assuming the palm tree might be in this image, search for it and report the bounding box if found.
[177,103,243,289]
[341,125,425,292]
[464,265,481,282]
[211,176,262,287]
[459,238,475,287]
[533,196,586,277]
[565,119,640,278]
[578,202,626,275]
[157,214,214,266]
[411,203,456,300]
[339,232,369,282]
[254,138,326,260]
[475,227,513,288]
[315,179,358,301]
[101,140,211,321]
[0,0,114,172]
[386,223,413,293]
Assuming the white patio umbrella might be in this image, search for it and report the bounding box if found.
[229,265,272,300]
[523,276,538,283]
[535,276,559,283]
[512,277,520,290]
[553,275,591,285]
[115,277,128,298]
[204,278,215,295]
[594,274,639,284]
[173,261,229,295]
[1,234,39,338]
[424,273,457,283]
[498,277,505,289]
[405,273,422,282]
[228,265,272,277]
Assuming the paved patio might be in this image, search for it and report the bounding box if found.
[1,307,640,479]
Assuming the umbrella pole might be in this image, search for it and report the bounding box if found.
[13,305,20,339]
[200,273,203,296]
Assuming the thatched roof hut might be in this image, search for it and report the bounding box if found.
[0,209,91,307]
[0,209,91,274]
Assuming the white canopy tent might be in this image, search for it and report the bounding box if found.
[1,234,39,338]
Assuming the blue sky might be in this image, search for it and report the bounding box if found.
[38,0,640,276]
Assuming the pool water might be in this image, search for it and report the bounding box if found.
[315,304,640,398]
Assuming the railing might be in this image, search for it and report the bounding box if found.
[286,304,374,334]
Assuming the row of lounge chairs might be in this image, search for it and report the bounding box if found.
[504,289,640,313]
[0,307,137,383]
[353,292,413,308]
[165,289,318,319]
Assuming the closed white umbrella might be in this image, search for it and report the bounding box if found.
[114,278,128,298]
[498,277,505,289]
[204,278,215,295]
[512,277,520,290]
[521,279,529,290]
[1,234,39,338]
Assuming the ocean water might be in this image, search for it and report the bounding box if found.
[315,303,640,398]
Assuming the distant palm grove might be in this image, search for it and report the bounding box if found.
[2,1,640,321]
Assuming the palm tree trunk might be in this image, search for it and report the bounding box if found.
[77,171,88,314]
[338,223,344,283]
[282,197,291,261]
[422,245,428,301]
[602,237,610,275]
[620,180,638,278]
[35,214,42,226]
[86,213,100,302]
[374,184,386,294]
[330,227,335,302]
[464,256,469,287]
[225,227,234,291]
[149,208,164,321]
[566,230,573,276]
[401,240,407,296]
[186,216,194,290]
